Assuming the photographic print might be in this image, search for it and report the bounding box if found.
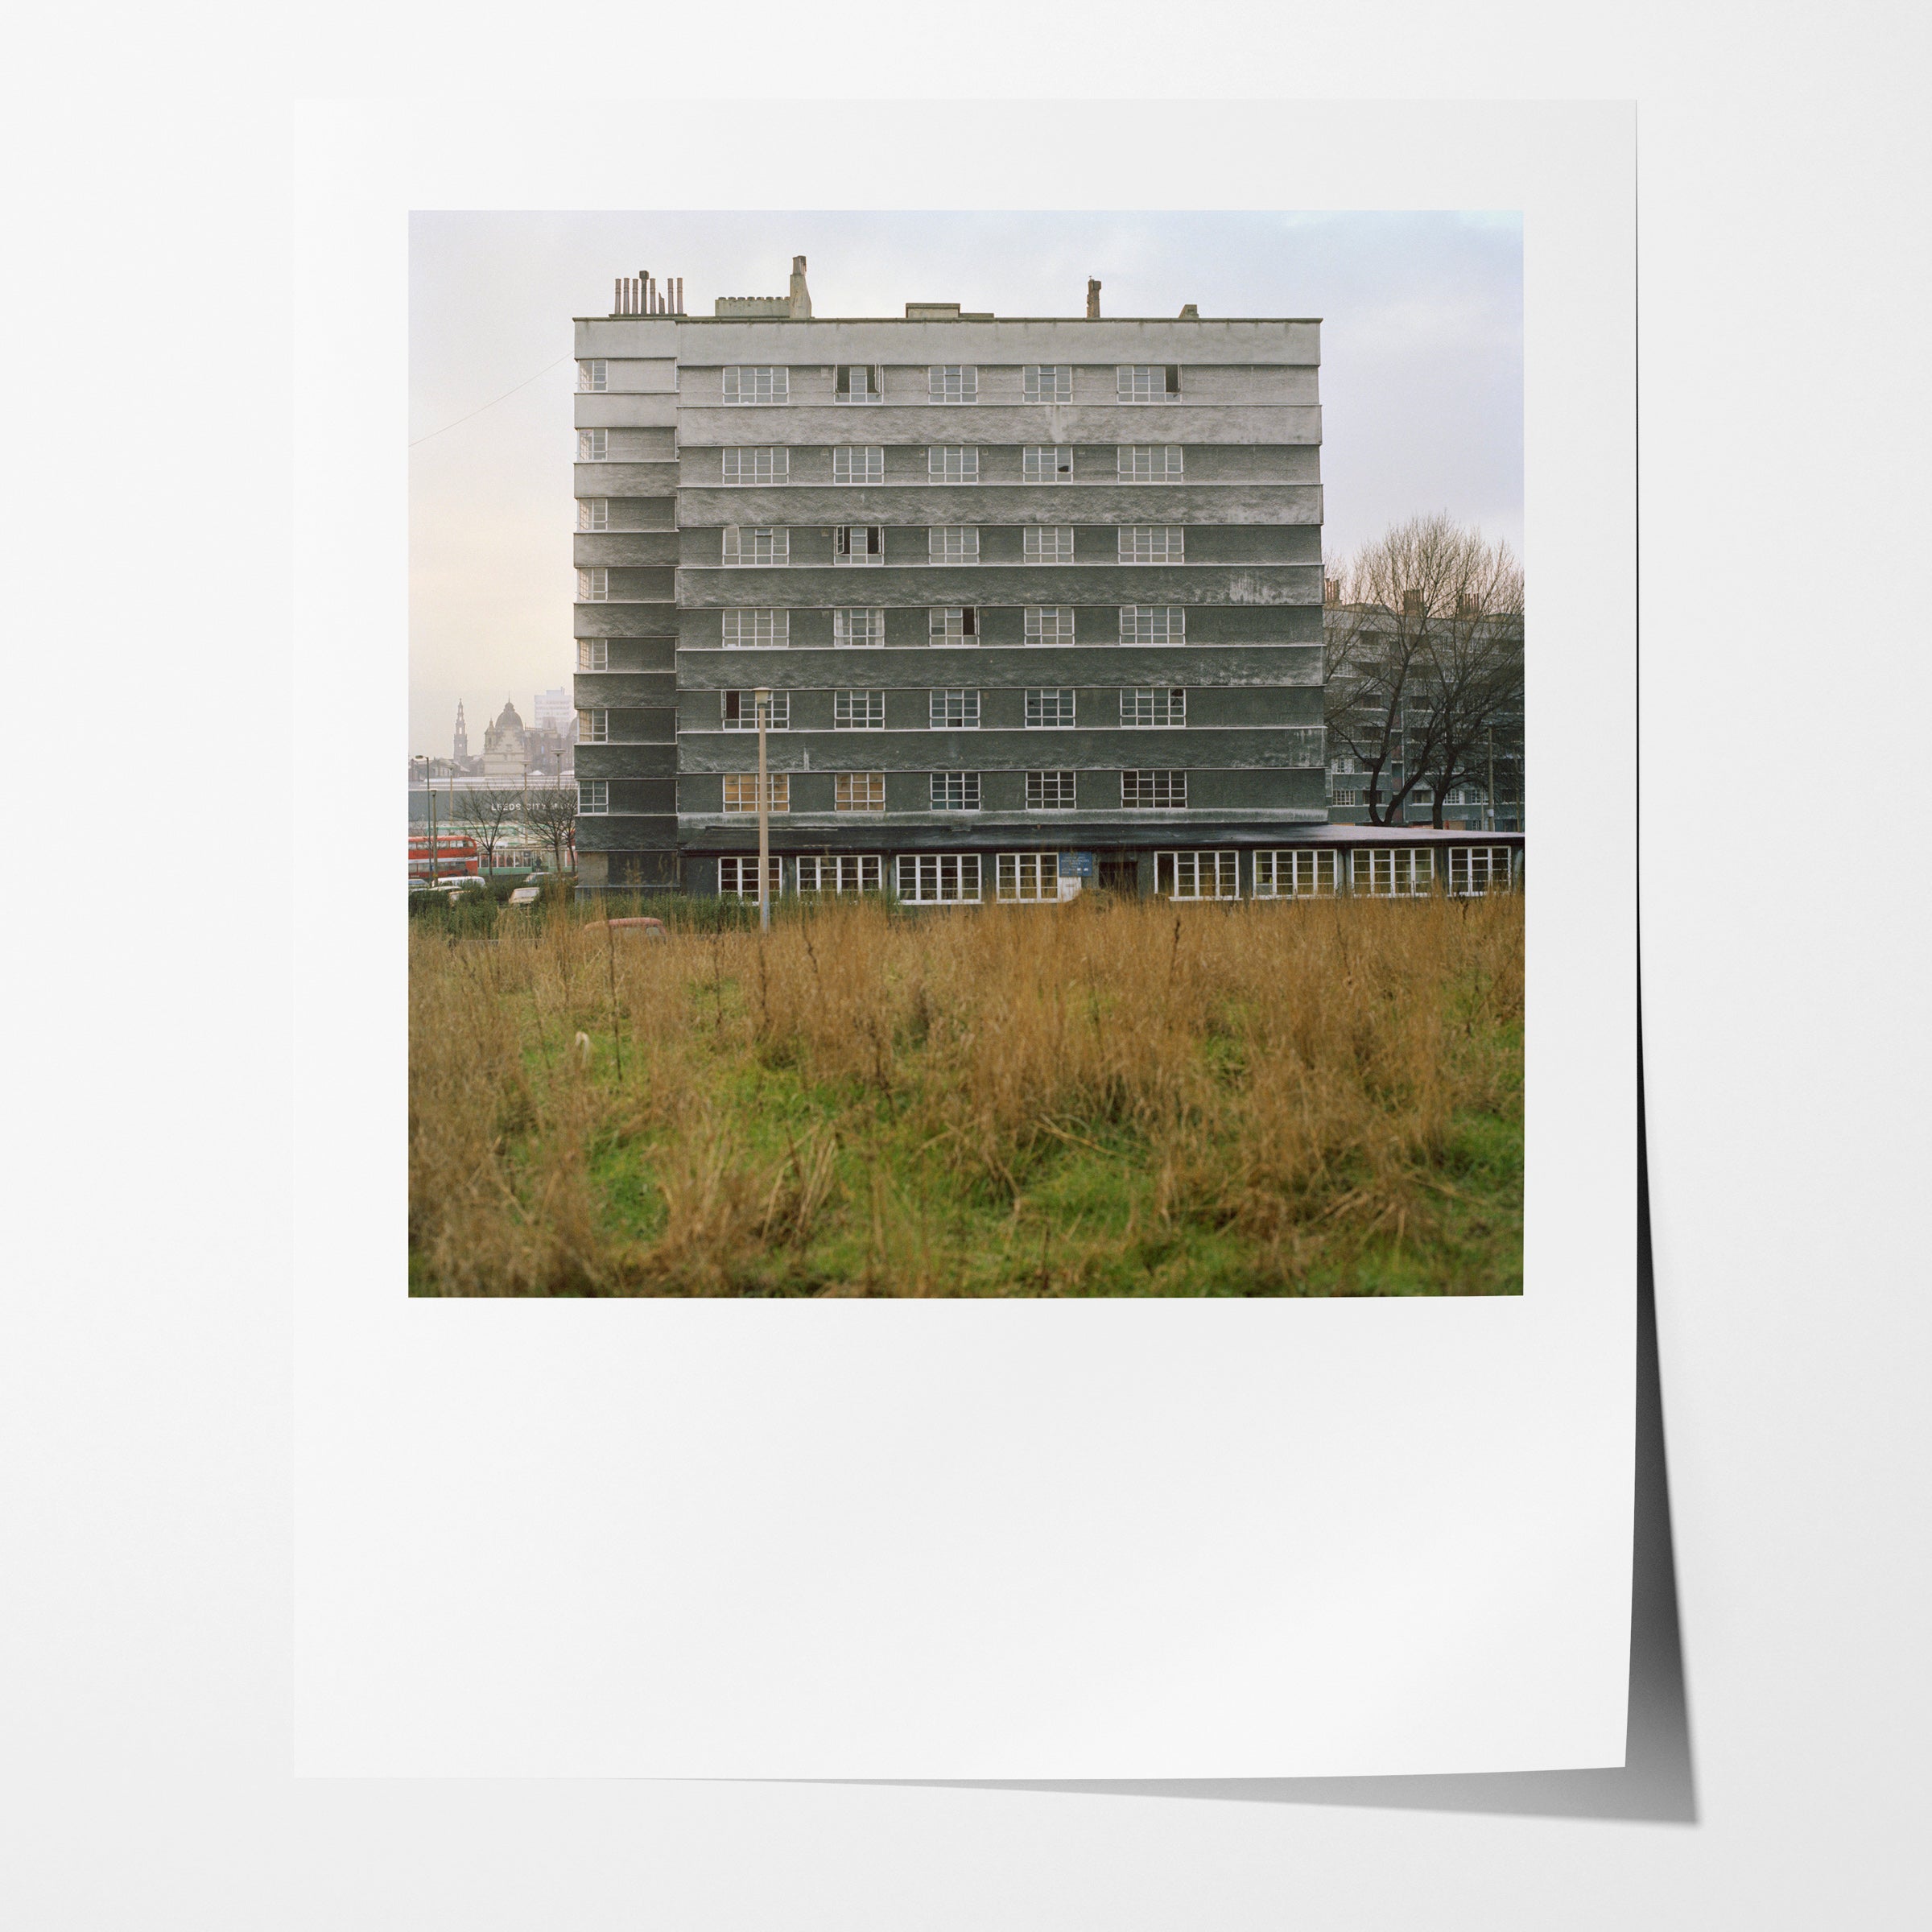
[408,211,1525,1298]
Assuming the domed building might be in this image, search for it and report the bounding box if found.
[481,698,527,779]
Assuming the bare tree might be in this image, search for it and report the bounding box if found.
[1324,515,1524,828]
[520,778,578,877]
[451,782,526,877]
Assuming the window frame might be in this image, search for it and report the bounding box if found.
[721,526,789,568]
[835,524,885,566]
[1119,605,1186,646]
[1022,364,1072,403]
[722,772,790,814]
[833,364,884,404]
[928,688,981,731]
[1351,848,1437,898]
[720,445,789,485]
[927,363,979,404]
[720,608,790,649]
[1122,769,1187,810]
[928,526,980,564]
[832,689,886,731]
[578,497,610,531]
[720,690,790,731]
[1155,850,1241,900]
[721,365,788,405]
[831,444,886,485]
[895,852,982,904]
[1253,848,1340,898]
[928,770,982,812]
[1120,687,1186,729]
[717,857,784,900]
[833,771,887,814]
[927,445,980,484]
[1118,524,1185,564]
[577,568,609,602]
[1024,687,1078,729]
[579,359,608,393]
[577,639,609,672]
[1025,770,1078,811]
[577,778,609,815]
[577,708,609,745]
[1448,845,1515,897]
[1024,605,1075,646]
[996,852,1062,902]
[1022,525,1075,564]
[1022,444,1075,483]
[577,428,609,461]
[929,605,979,646]
[1117,444,1185,481]
[799,853,883,893]
[832,606,886,648]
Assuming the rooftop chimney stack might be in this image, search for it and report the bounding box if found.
[788,254,812,320]
[1086,278,1101,320]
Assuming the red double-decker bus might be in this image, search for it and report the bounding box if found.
[408,832,481,881]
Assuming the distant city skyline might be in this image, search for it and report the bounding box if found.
[409,210,1522,754]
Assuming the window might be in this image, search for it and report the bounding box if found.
[1330,789,1364,808]
[1023,364,1072,402]
[1024,605,1075,646]
[721,609,789,649]
[1117,364,1181,402]
[929,526,979,564]
[1022,445,1075,483]
[723,773,789,813]
[833,689,886,730]
[718,857,783,899]
[997,852,1061,902]
[577,639,609,671]
[1253,849,1339,898]
[1120,605,1185,645]
[832,445,885,484]
[578,498,609,530]
[720,446,787,484]
[578,359,607,392]
[1329,754,1360,774]
[721,690,789,730]
[930,689,980,729]
[928,446,980,482]
[1025,687,1077,729]
[928,364,977,403]
[1448,845,1514,896]
[930,606,978,646]
[577,708,609,744]
[1119,525,1184,564]
[930,770,981,811]
[799,853,882,894]
[1118,444,1184,481]
[722,365,786,404]
[1026,770,1077,811]
[896,852,981,903]
[836,524,884,565]
[723,526,788,567]
[835,772,886,812]
[1023,526,1075,564]
[1409,788,1435,806]
[1122,770,1187,809]
[577,429,608,461]
[578,779,608,815]
[834,364,883,403]
[1120,687,1185,727]
[833,606,885,647]
[1156,851,1240,899]
[1352,848,1435,897]
[578,568,608,601]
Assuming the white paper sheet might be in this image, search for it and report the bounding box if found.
[294,97,1634,1777]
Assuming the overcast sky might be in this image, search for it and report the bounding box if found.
[409,210,1521,757]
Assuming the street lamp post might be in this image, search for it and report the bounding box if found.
[755,686,771,934]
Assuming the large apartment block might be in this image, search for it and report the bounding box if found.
[573,258,1357,902]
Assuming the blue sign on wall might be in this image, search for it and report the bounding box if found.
[1059,852,1094,877]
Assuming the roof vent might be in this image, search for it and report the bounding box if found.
[906,302,962,320]
[1178,303,1199,320]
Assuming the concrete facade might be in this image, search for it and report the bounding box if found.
[571,271,1350,898]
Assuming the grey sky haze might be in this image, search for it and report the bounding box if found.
[409,210,1521,757]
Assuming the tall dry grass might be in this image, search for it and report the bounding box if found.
[408,890,1524,1296]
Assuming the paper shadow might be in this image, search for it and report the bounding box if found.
[873,1037,1696,1825]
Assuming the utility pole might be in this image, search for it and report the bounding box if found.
[1486,727,1496,834]
[755,686,771,933]
[427,771,437,885]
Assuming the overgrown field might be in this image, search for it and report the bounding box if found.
[408,890,1524,1296]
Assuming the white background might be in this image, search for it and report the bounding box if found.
[293,100,1634,1779]
[4,2,1928,1926]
